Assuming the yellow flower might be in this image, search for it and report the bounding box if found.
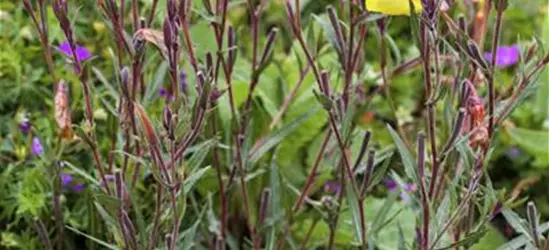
[366,0,423,16]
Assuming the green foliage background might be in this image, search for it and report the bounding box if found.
[0,0,548,248]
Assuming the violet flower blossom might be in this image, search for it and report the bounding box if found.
[72,183,86,192]
[484,45,520,67]
[60,173,73,187]
[58,42,92,61]
[32,137,44,156]
[323,180,341,194]
[19,119,31,133]
[60,172,85,192]
[159,87,175,101]
[321,180,341,207]
[384,179,417,202]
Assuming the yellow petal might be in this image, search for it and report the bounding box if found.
[366,0,423,16]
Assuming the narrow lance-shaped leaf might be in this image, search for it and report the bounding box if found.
[66,226,119,250]
[387,125,418,183]
[183,166,212,194]
[345,180,365,245]
[249,106,320,163]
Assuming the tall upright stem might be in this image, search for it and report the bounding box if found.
[488,0,505,137]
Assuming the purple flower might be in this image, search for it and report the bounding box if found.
[60,172,86,192]
[400,183,417,202]
[31,137,44,156]
[384,179,398,191]
[484,45,520,67]
[58,42,92,61]
[60,173,73,187]
[19,119,31,133]
[158,88,174,100]
[324,180,341,194]
[72,183,86,192]
[159,88,169,97]
[384,178,417,202]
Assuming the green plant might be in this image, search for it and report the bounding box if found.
[0,0,548,249]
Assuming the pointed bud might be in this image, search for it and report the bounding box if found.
[257,189,271,226]
[163,106,172,133]
[460,79,472,108]
[320,71,331,96]
[360,150,376,197]
[163,17,173,49]
[196,71,205,94]
[467,41,489,70]
[120,66,130,98]
[227,26,237,72]
[206,52,214,78]
[135,103,159,147]
[327,6,346,57]
[353,131,371,172]
[114,171,123,199]
[54,81,73,140]
[167,0,177,20]
[524,44,538,64]
[259,28,278,66]
[527,201,541,247]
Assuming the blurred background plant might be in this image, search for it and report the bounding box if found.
[0,0,547,249]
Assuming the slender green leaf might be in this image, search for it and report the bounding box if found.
[506,127,549,167]
[143,61,168,107]
[179,211,204,250]
[249,106,320,163]
[187,139,216,172]
[266,155,282,250]
[345,180,364,244]
[126,185,147,246]
[436,228,487,250]
[502,208,533,241]
[435,194,451,233]
[63,161,100,186]
[495,221,549,250]
[372,190,400,234]
[387,125,418,182]
[183,166,212,195]
[66,226,119,250]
